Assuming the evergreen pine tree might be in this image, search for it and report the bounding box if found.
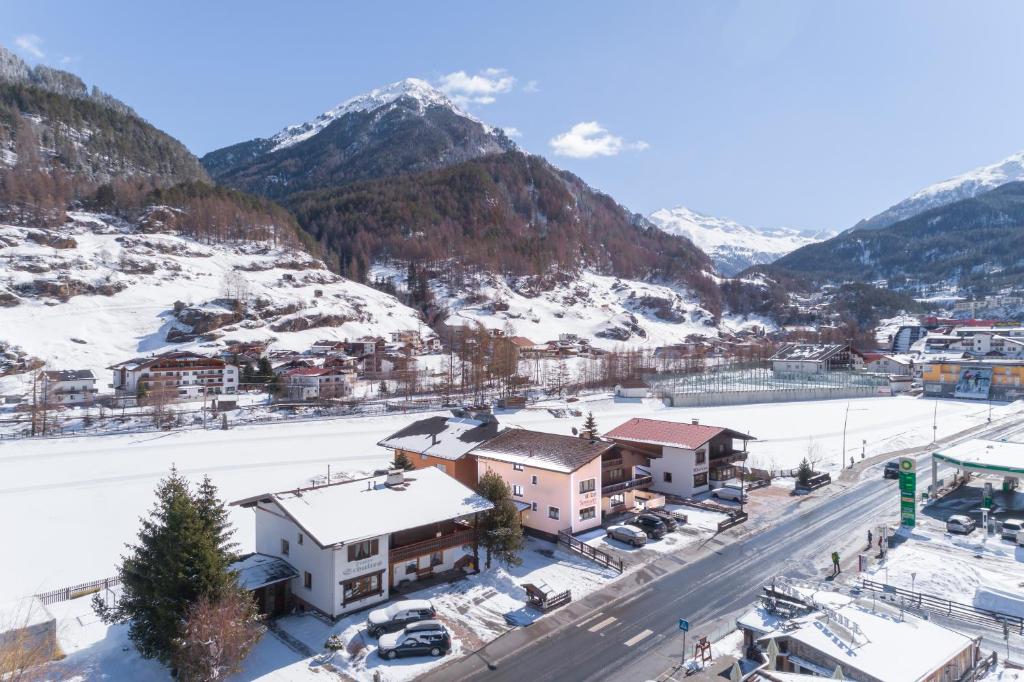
[582,412,598,438]
[797,457,813,487]
[390,451,415,471]
[256,357,273,382]
[476,471,523,569]
[94,468,236,664]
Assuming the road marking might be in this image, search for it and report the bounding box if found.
[588,616,617,632]
[623,629,652,647]
[576,612,603,628]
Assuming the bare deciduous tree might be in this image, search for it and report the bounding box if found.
[172,589,263,682]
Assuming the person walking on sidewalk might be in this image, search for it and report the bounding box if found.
[831,551,841,576]
[867,529,873,549]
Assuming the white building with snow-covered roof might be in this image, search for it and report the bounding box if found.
[231,466,492,618]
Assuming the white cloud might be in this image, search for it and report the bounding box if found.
[502,127,522,138]
[523,80,540,93]
[437,68,515,106]
[14,34,44,59]
[549,121,649,159]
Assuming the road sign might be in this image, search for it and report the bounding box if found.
[899,456,916,527]
[678,618,689,632]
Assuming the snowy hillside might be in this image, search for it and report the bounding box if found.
[0,211,423,389]
[269,78,502,152]
[373,265,721,349]
[649,206,826,276]
[852,149,1024,232]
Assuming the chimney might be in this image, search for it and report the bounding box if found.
[691,418,699,425]
[386,469,405,487]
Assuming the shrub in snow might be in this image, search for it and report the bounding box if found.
[325,634,346,651]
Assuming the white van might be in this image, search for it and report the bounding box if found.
[1000,518,1024,541]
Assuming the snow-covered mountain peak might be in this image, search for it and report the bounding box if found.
[270,77,481,152]
[852,149,1024,232]
[649,205,826,276]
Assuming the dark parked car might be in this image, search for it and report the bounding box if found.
[641,508,680,531]
[626,513,667,539]
[366,599,436,637]
[883,461,900,479]
[377,620,451,659]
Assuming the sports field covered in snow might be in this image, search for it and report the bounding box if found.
[1,393,1017,604]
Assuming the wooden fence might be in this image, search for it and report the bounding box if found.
[860,579,1024,635]
[557,530,623,573]
[36,576,120,605]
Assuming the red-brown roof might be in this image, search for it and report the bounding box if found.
[604,418,753,450]
[508,336,537,347]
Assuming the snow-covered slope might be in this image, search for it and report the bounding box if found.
[269,78,493,152]
[648,206,826,276]
[852,150,1024,232]
[373,265,723,349]
[0,212,423,387]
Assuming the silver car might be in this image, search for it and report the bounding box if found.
[606,524,647,547]
[1000,518,1024,541]
[945,514,975,534]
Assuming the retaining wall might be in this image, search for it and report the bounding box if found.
[663,385,885,408]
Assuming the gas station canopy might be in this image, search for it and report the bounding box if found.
[933,439,1024,477]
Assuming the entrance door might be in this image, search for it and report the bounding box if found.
[272,581,287,615]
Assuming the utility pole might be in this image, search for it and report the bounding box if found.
[842,402,850,466]
[932,401,938,443]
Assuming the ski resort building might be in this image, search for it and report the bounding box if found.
[769,344,853,375]
[108,351,239,405]
[604,418,755,498]
[38,369,98,406]
[231,467,492,619]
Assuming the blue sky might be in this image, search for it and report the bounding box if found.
[6,1,1024,231]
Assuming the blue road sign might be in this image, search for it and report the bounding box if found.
[678,618,689,632]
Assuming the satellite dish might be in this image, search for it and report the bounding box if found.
[571,427,578,435]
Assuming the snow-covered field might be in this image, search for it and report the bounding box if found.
[0,393,1011,603]
[0,211,424,394]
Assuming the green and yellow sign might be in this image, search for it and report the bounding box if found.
[899,456,916,527]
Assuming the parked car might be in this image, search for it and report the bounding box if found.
[626,513,668,539]
[883,461,900,479]
[366,599,436,637]
[1017,530,1024,547]
[945,514,976,534]
[641,508,680,531]
[606,523,647,547]
[710,486,747,503]
[1000,518,1024,541]
[377,620,451,659]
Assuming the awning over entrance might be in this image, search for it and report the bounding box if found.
[230,552,299,591]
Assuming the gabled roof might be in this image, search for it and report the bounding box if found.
[378,415,504,461]
[604,418,754,450]
[616,378,650,389]
[769,343,848,363]
[231,467,492,547]
[471,429,612,473]
[507,336,537,347]
[42,369,95,381]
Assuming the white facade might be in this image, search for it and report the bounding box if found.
[614,383,649,398]
[648,444,710,498]
[40,370,97,406]
[771,359,824,374]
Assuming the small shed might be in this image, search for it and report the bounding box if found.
[614,379,650,398]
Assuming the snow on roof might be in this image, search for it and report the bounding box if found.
[378,415,504,461]
[470,429,613,473]
[230,553,299,591]
[779,603,974,681]
[42,369,95,381]
[233,466,493,547]
[604,418,754,450]
[934,439,1024,476]
[616,378,650,389]
[769,343,848,363]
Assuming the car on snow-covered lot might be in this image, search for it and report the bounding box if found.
[377,620,451,659]
[606,524,647,547]
[710,485,747,503]
[945,514,976,534]
[626,513,668,539]
[366,599,436,637]
[999,518,1024,541]
[639,507,680,531]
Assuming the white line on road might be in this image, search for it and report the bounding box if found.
[588,616,617,633]
[576,612,603,628]
[623,629,652,647]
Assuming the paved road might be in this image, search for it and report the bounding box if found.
[427,415,1024,682]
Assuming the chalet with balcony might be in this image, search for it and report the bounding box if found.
[282,366,355,401]
[377,408,504,489]
[38,369,98,406]
[108,351,238,405]
[472,429,613,540]
[604,418,755,498]
[231,467,492,619]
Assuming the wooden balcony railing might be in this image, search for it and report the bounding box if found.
[601,456,623,469]
[388,528,476,563]
[601,475,652,496]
